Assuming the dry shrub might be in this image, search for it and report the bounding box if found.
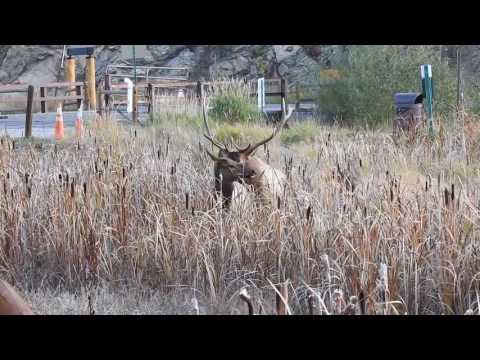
[1,110,480,315]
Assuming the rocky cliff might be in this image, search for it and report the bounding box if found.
[0,45,477,87]
[0,45,336,86]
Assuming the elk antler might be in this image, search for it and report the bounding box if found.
[243,98,293,156]
[202,94,229,151]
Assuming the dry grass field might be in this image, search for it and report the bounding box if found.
[1,96,480,315]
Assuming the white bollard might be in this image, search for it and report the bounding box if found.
[257,78,265,112]
[124,77,133,113]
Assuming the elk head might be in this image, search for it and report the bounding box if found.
[202,96,293,208]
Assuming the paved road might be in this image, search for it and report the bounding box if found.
[0,110,104,138]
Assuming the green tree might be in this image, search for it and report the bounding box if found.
[316,45,457,126]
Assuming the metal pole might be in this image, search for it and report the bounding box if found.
[421,64,434,138]
[456,46,461,110]
[132,45,137,86]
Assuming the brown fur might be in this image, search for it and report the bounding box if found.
[202,96,292,209]
[0,280,34,315]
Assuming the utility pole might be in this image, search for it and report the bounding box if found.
[132,45,137,86]
[456,46,462,110]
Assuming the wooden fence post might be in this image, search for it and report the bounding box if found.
[197,81,203,105]
[148,83,156,121]
[132,85,138,123]
[104,74,111,113]
[295,84,300,111]
[25,85,34,138]
[40,87,47,113]
[76,84,82,109]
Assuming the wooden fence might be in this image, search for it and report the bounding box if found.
[98,76,294,122]
[0,81,87,138]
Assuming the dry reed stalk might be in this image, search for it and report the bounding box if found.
[239,288,254,315]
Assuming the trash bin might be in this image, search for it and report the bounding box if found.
[393,92,424,133]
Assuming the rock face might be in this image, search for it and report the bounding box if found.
[0,45,475,86]
[0,45,336,85]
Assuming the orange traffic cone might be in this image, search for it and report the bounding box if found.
[54,105,64,141]
[75,103,84,138]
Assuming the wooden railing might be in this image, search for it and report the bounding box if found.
[98,75,291,122]
[0,81,87,138]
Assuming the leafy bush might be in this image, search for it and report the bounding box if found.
[210,95,260,123]
[316,46,457,126]
[208,78,261,124]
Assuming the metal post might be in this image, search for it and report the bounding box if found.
[456,46,462,110]
[421,64,434,137]
[257,78,265,112]
[132,45,137,86]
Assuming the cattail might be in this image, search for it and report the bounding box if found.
[444,188,450,207]
[276,281,289,315]
[390,187,394,202]
[451,183,455,203]
[333,289,345,314]
[277,196,281,210]
[12,140,15,150]
[70,182,75,198]
[122,167,126,179]
[25,173,29,185]
[88,294,95,316]
[185,192,189,210]
[308,292,316,315]
[83,182,87,197]
[27,186,31,199]
[306,205,312,222]
[358,290,366,315]
[134,130,137,138]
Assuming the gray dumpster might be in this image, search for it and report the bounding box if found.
[393,92,424,132]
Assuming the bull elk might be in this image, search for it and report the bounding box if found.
[0,279,34,315]
[202,96,293,209]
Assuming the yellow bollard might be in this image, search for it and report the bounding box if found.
[86,56,96,110]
